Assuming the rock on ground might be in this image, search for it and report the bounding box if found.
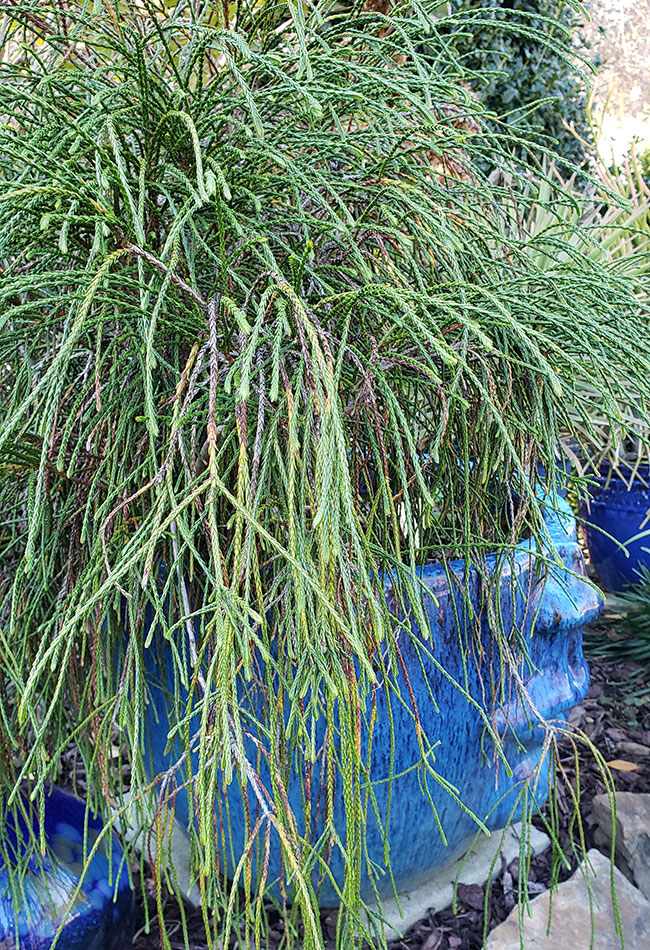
[485,848,650,950]
[592,792,650,902]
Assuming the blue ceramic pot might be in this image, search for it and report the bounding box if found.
[579,466,650,592]
[0,788,134,950]
[139,498,600,905]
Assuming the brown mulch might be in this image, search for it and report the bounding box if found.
[131,634,649,950]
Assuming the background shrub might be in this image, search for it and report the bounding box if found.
[442,0,598,169]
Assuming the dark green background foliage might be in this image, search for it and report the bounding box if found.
[444,0,598,168]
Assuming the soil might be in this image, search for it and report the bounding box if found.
[129,610,650,950]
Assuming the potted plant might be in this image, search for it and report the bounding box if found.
[0,2,648,948]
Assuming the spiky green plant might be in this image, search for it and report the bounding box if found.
[0,1,648,947]
[586,568,650,664]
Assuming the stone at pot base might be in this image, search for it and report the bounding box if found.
[363,820,550,941]
[0,787,135,950]
[486,848,650,950]
[592,792,650,901]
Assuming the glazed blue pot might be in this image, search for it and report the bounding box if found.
[0,787,134,950]
[139,498,600,905]
[579,466,650,592]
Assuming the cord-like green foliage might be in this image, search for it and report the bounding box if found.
[0,1,648,947]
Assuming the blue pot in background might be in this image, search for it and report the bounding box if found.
[0,787,134,950]
[579,466,650,592]
[139,498,600,905]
